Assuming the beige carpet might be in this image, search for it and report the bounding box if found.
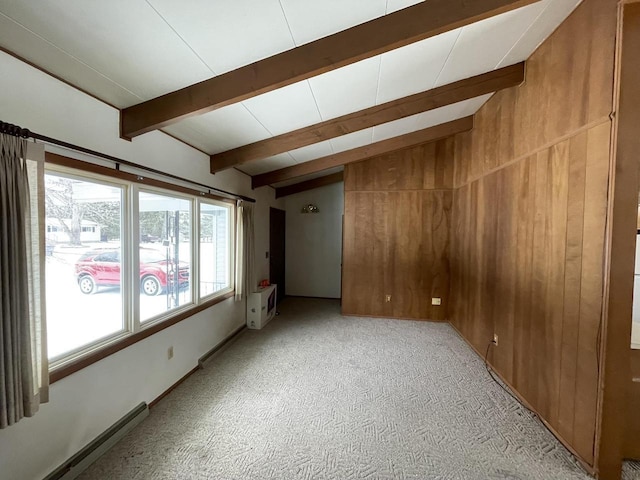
[80,298,640,479]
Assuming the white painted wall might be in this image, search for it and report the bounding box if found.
[0,51,284,480]
[284,182,344,298]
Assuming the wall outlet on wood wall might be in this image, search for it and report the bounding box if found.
[492,334,499,346]
[385,295,392,302]
[431,297,441,306]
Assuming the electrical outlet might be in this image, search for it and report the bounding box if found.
[493,334,499,346]
[385,294,392,303]
[168,346,174,360]
[431,297,441,306]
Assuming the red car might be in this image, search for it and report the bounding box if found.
[74,248,189,295]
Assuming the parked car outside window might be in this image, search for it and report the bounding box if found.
[74,248,189,295]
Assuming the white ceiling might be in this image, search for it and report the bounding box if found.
[0,0,583,184]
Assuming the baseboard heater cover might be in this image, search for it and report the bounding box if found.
[44,402,149,480]
[198,325,246,368]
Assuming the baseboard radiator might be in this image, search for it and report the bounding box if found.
[44,403,149,480]
[198,325,247,368]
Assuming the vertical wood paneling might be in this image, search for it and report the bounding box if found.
[449,0,617,469]
[342,192,388,316]
[557,131,588,442]
[343,141,453,320]
[573,122,611,464]
[345,139,454,192]
[452,125,610,465]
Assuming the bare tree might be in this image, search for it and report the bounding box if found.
[45,177,84,246]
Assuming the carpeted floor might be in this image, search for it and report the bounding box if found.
[80,298,640,480]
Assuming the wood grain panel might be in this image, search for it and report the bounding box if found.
[598,3,640,476]
[451,124,609,466]
[557,131,588,442]
[342,143,453,320]
[626,350,640,460]
[341,192,388,316]
[344,139,455,192]
[449,0,618,470]
[573,121,610,465]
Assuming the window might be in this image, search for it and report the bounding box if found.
[44,163,235,369]
[45,172,125,360]
[138,191,192,322]
[200,201,233,298]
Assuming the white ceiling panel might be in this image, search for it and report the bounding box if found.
[434,2,548,87]
[289,141,334,163]
[498,0,581,68]
[376,29,461,104]
[0,0,213,101]
[274,166,344,188]
[370,115,418,144]
[147,0,295,75]
[0,13,140,108]
[242,80,322,136]
[239,153,297,176]
[279,0,386,46]
[386,0,424,15]
[330,128,374,154]
[414,94,493,128]
[163,104,271,154]
[373,94,492,143]
[308,57,380,120]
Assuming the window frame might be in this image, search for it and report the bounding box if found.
[44,153,236,381]
[197,198,235,302]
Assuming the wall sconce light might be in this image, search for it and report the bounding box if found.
[301,203,320,214]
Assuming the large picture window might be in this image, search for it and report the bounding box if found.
[45,173,125,360]
[44,164,235,368]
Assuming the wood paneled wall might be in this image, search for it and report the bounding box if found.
[626,350,640,459]
[342,140,454,320]
[450,0,617,470]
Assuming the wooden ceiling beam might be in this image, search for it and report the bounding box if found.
[211,63,524,172]
[275,171,344,199]
[252,116,473,188]
[120,0,538,139]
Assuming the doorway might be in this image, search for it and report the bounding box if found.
[269,207,286,304]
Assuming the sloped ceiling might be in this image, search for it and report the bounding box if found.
[0,0,582,187]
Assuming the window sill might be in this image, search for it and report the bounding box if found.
[49,290,236,384]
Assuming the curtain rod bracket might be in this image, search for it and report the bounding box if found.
[115,163,120,171]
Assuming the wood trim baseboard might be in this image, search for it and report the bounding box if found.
[148,366,200,409]
[340,312,448,322]
[448,321,597,476]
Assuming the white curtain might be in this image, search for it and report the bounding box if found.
[234,200,255,301]
[0,138,48,429]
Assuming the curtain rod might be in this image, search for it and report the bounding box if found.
[0,120,256,203]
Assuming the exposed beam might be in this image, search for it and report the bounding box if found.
[121,0,538,139]
[212,63,524,172]
[252,116,473,188]
[275,172,344,199]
